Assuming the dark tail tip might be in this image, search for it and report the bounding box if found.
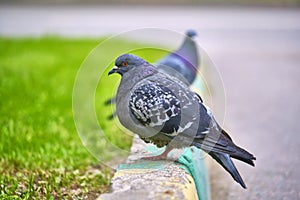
[232,146,256,167]
[209,152,247,189]
[241,182,247,189]
[232,154,256,167]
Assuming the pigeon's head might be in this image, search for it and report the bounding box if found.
[186,29,197,38]
[108,54,147,76]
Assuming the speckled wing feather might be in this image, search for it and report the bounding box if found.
[129,83,182,135]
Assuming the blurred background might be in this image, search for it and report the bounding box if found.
[0,0,299,199]
[1,0,300,5]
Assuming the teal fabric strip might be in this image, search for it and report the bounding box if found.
[192,77,205,93]
[177,147,210,200]
[118,145,168,170]
[118,160,169,170]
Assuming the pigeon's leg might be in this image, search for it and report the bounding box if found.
[142,146,173,161]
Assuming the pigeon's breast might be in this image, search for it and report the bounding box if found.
[116,79,160,138]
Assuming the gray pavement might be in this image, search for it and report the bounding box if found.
[207,28,300,200]
[1,5,300,199]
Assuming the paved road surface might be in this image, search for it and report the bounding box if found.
[1,5,300,199]
[206,28,300,199]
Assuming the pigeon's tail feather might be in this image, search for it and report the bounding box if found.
[230,145,256,167]
[208,152,247,189]
[220,129,256,166]
[203,139,256,167]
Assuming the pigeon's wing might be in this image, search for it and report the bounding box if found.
[129,83,183,136]
[129,71,209,136]
[129,74,233,152]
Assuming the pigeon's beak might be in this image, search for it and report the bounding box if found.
[108,66,118,75]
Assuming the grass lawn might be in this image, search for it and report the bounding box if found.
[0,36,166,199]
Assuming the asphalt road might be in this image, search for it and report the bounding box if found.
[206,27,300,200]
[1,5,300,199]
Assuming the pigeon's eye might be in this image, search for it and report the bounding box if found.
[122,61,128,67]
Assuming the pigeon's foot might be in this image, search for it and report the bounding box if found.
[142,147,172,161]
[142,154,167,161]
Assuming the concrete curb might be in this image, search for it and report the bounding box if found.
[98,135,210,200]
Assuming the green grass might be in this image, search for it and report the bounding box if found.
[0,36,166,199]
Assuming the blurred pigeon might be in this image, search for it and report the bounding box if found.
[108,54,256,189]
[156,29,199,85]
[105,30,199,118]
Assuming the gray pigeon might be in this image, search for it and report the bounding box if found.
[108,54,256,189]
[156,29,199,85]
[105,30,199,119]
